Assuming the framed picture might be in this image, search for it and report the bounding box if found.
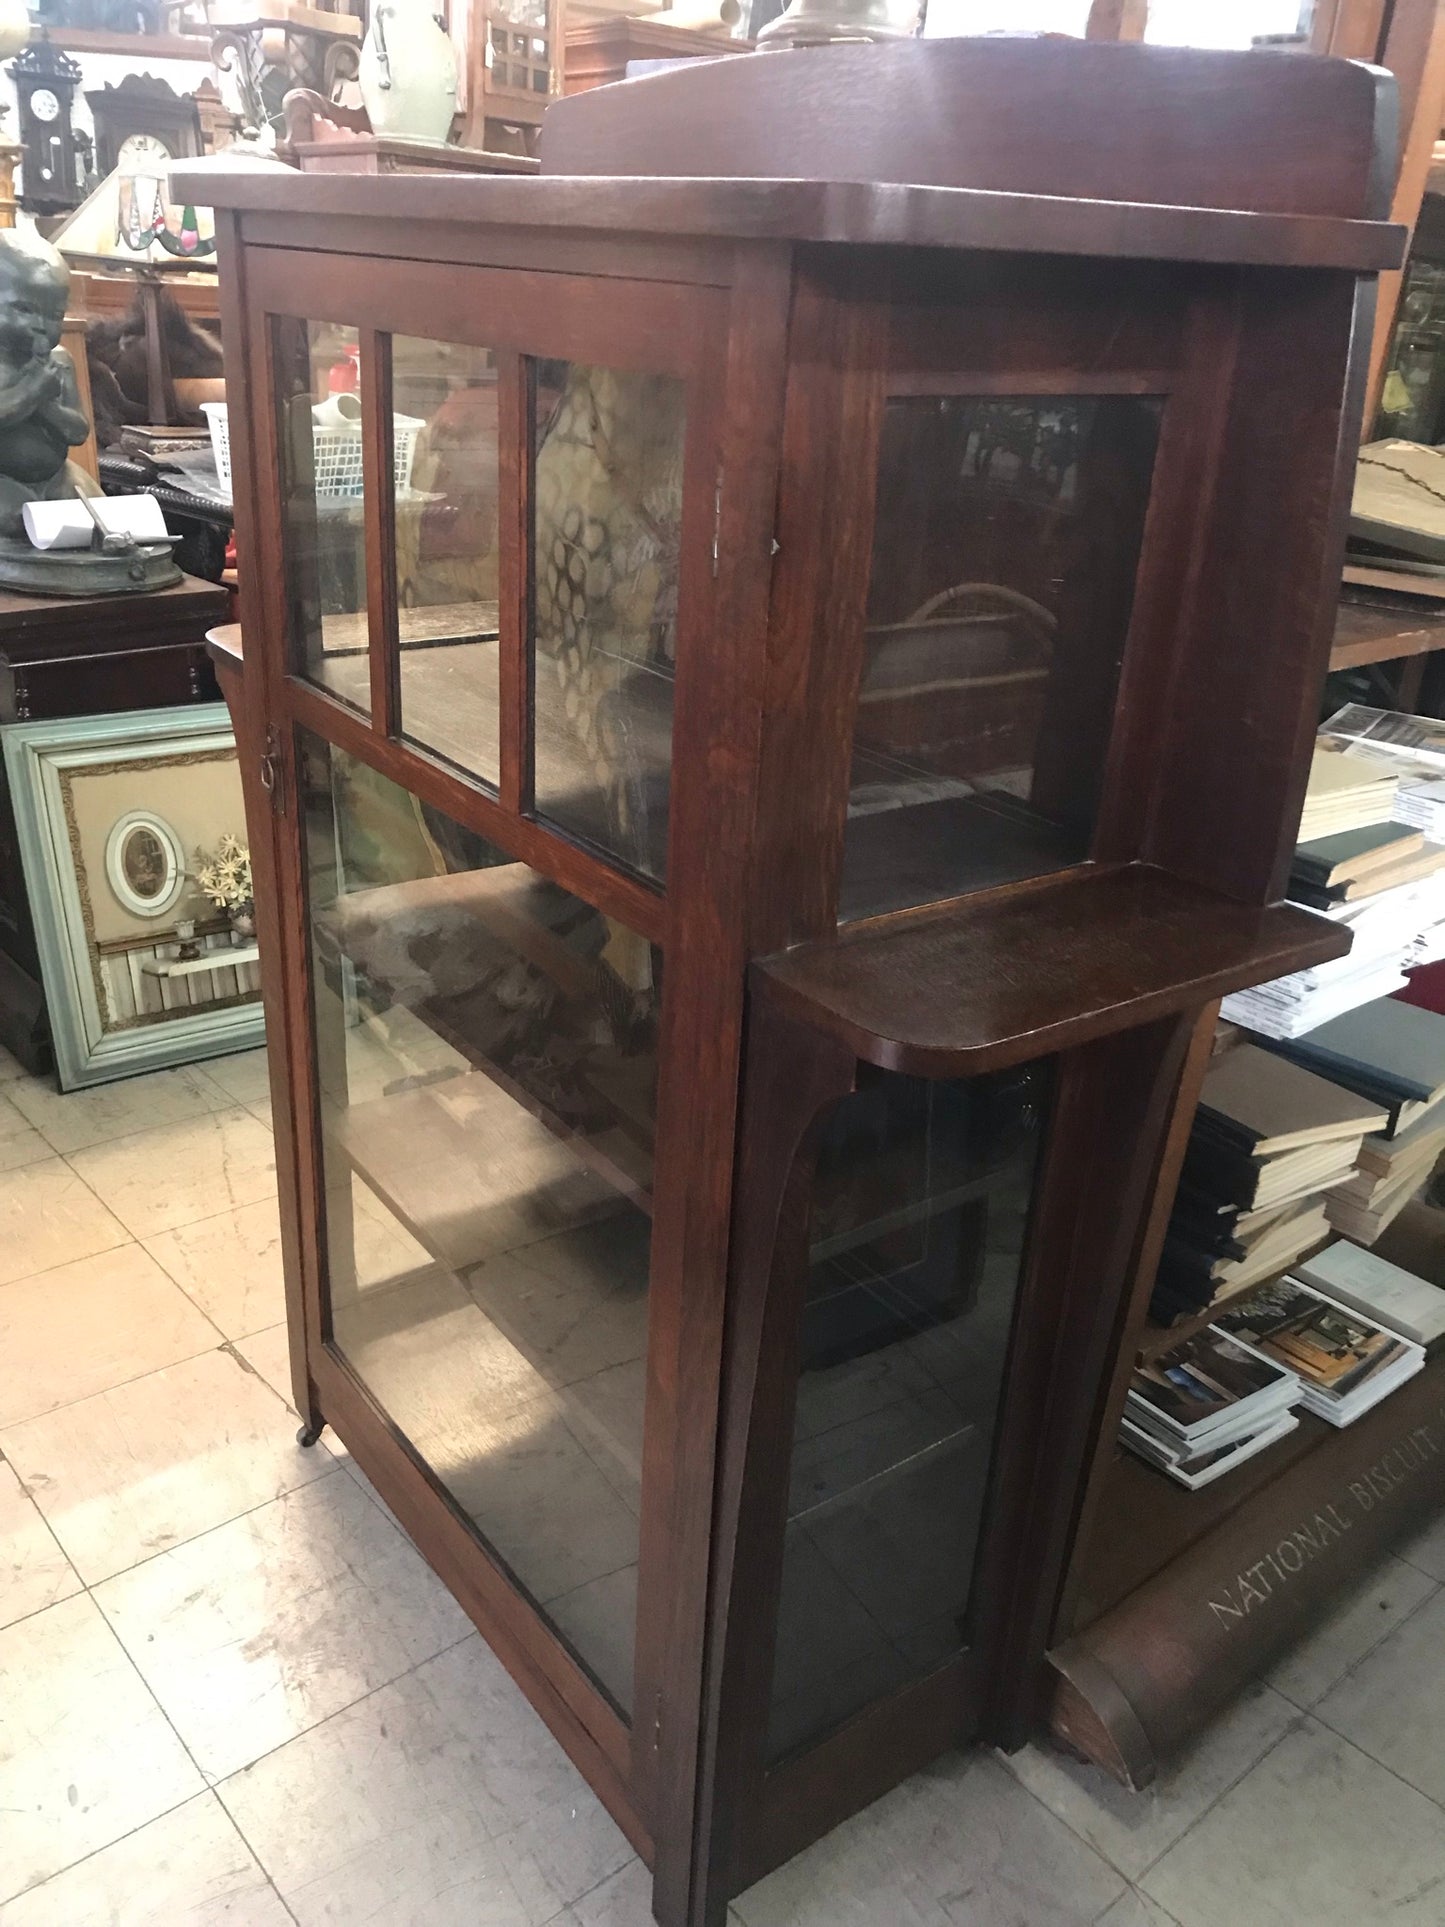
[3,704,265,1089]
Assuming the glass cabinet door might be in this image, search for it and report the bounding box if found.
[767,1058,1051,1759]
[392,336,503,785]
[275,319,373,716]
[533,361,686,882]
[299,731,657,1714]
[840,394,1161,921]
[255,257,712,1762]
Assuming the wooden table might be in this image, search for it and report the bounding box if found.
[1332,572,1445,708]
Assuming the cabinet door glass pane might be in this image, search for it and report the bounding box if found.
[300,729,657,1713]
[533,362,684,882]
[840,395,1161,922]
[276,319,372,715]
[767,1059,1051,1761]
[393,336,502,784]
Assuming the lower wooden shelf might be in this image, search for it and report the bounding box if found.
[1047,1349,1445,1788]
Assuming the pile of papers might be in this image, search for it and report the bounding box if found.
[1221,726,1445,1039]
[1296,1240,1445,1352]
[1215,1275,1425,1427]
[1122,1327,1301,1489]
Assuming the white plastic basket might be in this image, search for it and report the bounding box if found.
[202,401,423,499]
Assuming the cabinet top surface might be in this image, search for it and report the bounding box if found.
[173,166,1405,274]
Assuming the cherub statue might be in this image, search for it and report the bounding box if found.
[0,227,98,540]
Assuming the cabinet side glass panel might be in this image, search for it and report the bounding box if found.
[393,336,502,785]
[839,395,1161,922]
[532,362,684,883]
[299,728,657,1714]
[766,1058,1051,1762]
[275,318,372,716]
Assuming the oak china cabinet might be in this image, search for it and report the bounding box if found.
[179,38,1402,1927]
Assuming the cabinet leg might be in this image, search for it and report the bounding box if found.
[296,1420,325,1448]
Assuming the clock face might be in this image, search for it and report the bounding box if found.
[117,132,173,172]
[29,88,60,125]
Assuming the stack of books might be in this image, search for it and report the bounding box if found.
[1294,743,1399,842]
[1325,1104,1445,1242]
[1221,721,1445,1040]
[1392,774,1445,841]
[1122,1327,1301,1488]
[1289,822,1445,912]
[1151,1044,1386,1324]
[1222,829,1445,1043]
[1265,997,1445,1242]
[1216,1275,1425,1426]
[1272,994,1445,1125]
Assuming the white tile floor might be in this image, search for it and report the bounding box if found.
[2,1042,1444,1925]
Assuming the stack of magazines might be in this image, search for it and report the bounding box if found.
[1122,1328,1302,1489]
[1215,1276,1425,1426]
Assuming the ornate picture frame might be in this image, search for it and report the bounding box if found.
[2,704,265,1089]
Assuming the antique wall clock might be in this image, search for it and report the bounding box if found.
[85,75,202,178]
[9,41,88,215]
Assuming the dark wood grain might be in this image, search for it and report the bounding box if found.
[1054,1000,1222,1641]
[747,258,887,948]
[539,38,1396,223]
[638,250,794,1920]
[756,868,1349,1079]
[977,1014,1197,1752]
[1141,272,1374,902]
[361,326,400,735]
[172,169,1405,274]
[198,35,1396,1922]
[496,350,530,815]
[287,676,667,944]
[688,997,858,1922]
[0,574,227,637]
[219,204,330,1436]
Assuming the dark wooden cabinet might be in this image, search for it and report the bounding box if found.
[0,575,229,1070]
[179,38,1402,1926]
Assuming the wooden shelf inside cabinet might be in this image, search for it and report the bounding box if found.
[324,871,656,1209]
[755,866,1351,1078]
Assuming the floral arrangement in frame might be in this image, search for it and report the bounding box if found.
[1,703,265,1089]
[194,832,257,942]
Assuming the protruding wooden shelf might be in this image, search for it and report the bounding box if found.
[756,865,1351,1077]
